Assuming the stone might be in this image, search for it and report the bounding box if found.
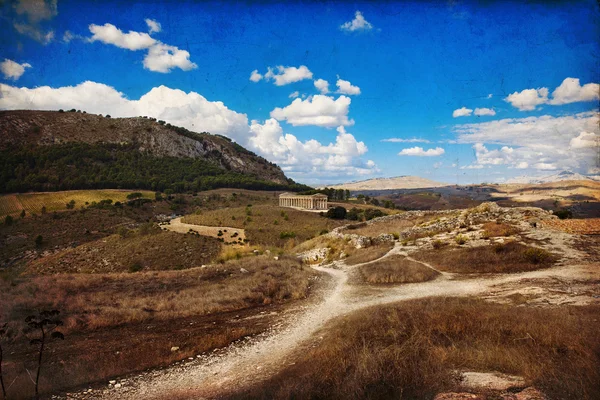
[512,387,548,400]
[109,380,116,385]
[170,346,180,352]
[460,371,526,391]
[240,268,249,273]
[434,393,485,400]
[273,256,279,260]
[114,383,121,389]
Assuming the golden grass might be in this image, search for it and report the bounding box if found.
[24,229,221,274]
[224,299,600,400]
[411,242,557,274]
[358,255,440,284]
[0,189,154,218]
[184,205,345,247]
[344,243,393,266]
[1,256,314,333]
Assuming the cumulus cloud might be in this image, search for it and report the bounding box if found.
[505,78,599,111]
[314,79,329,94]
[570,131,598,149]
[12,0,57,44]
[0,81,375,183]
[533,163,557,171]
[263,65,313,86]
[452,107,473,117]
[453,112,599,172]
[336,78,361,95]
[248,120,376,181]
[0,59,32,80]
[145,18,161,34]
[270,95,354,128]
[381,138,431,143]
[249,69,263,82]
[549,78,600,105]
[340,11,373,32]
[505,87,549,111]
[398,147,445,156]
[87,21,196,73]
[474,107,496,116]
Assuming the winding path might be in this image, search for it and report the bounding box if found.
[97,238,596,400]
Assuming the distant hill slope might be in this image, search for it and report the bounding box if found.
[507,170,599,184]
[0,110,309,193]
[326,176,448,191]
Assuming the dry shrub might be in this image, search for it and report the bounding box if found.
[481,221,519,239]
[358,255,439,284]
[344,243,393,266]
[411,242,557,273]
[224,299,600,400]
[346,213,444,238]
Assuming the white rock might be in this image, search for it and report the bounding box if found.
[170,346,180,352]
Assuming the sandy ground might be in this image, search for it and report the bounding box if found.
[70,222,599,400]
[163,217,246,242]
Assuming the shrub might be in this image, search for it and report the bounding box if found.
[326,206,347,220]
[127,192,143,200]
[20,209,25,218]
[455,235,467,245]
[280,231,296,239]
[129,262,143,273]
[35,235,43,247]
[4,215,13,226]
[553,209,573,219]
[432,239,444,249]
[523,247,552,264]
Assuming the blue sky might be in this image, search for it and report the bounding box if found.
[1,0,599,185]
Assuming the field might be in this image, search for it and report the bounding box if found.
[0,189,154,218]
[183,204,346,247]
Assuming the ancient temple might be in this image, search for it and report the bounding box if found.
[279,193,328,210]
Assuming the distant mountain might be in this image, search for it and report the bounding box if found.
[506,170,600,184]
[0,110,309,193]
[325,176,448,191]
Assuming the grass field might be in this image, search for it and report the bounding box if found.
[226,299,600,400]
[183,204,345,247]
[0,189,154,218]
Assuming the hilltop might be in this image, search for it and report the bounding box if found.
[326,176,448,191]
[507,170,599,184]
[0,110,308,193]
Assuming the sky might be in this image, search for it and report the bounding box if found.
[0,0,599,185]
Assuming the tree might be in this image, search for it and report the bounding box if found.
[24,310,64,399]
[126,192,143,200]
[326,206,347,220]
[3,216,12,226]
[35,235,43,247]
[345,190,351,200]
[41,206,47,214]
[65,199,76,209]
[20,209,26,219]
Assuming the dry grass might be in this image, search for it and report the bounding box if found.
[358,255,440,284]
[1,256,314,333]
[0,189,154,218]
[348,213,457,238]
[481,221,519,238]
[224,298,600,400]
[411,242,557,274]
[343,243,394,266]
[183,205,344,247]
[25,229,221,274]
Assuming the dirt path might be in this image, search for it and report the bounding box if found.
[163,217,246,241]
[88,237,598,400]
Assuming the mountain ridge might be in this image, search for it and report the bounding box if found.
[324,176,448,190]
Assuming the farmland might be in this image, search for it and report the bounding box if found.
[0,189,154,218]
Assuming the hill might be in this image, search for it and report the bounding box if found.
[326,176,448,191]
[507,170,599,184]
[0,110,309,193]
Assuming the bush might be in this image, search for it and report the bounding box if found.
[553,209,573,219]
[326,206,347,220]
[4,215,13,226]
[432,239,444,249]
[280,231,296,239]
[523,247,552,264]
[35,235,43,247]
[127,192,143,200]
[129,262,143,273]
[455,234,468,245]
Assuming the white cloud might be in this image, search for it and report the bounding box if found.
[487,94,493,99]
[263,65,313,86]
[533,163,557,171]
[398,147,445,156]
[143,43,197,73]
[88,21,196,73]
[249,69,263,82]
[270,95,354,128]
[314,79,329,94]
[433,162,442,169]
[452,107,473,117]
[381,138,431,143]
[89,23,156,50]
[336,78,361,95]
[340,11,373,32]
[0,59,32,80]
[505,78,599,111]
[454,112,599,173]
[14,0,57,22]
[570,131,598,149]
[145,18,161,34]
[474,107,496,116]
[549,78,600,105]
[505,88,549,111]
[288,91,299,99]
[460,164,484,170]
[515,162,529,169]
[13,22,54,44]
